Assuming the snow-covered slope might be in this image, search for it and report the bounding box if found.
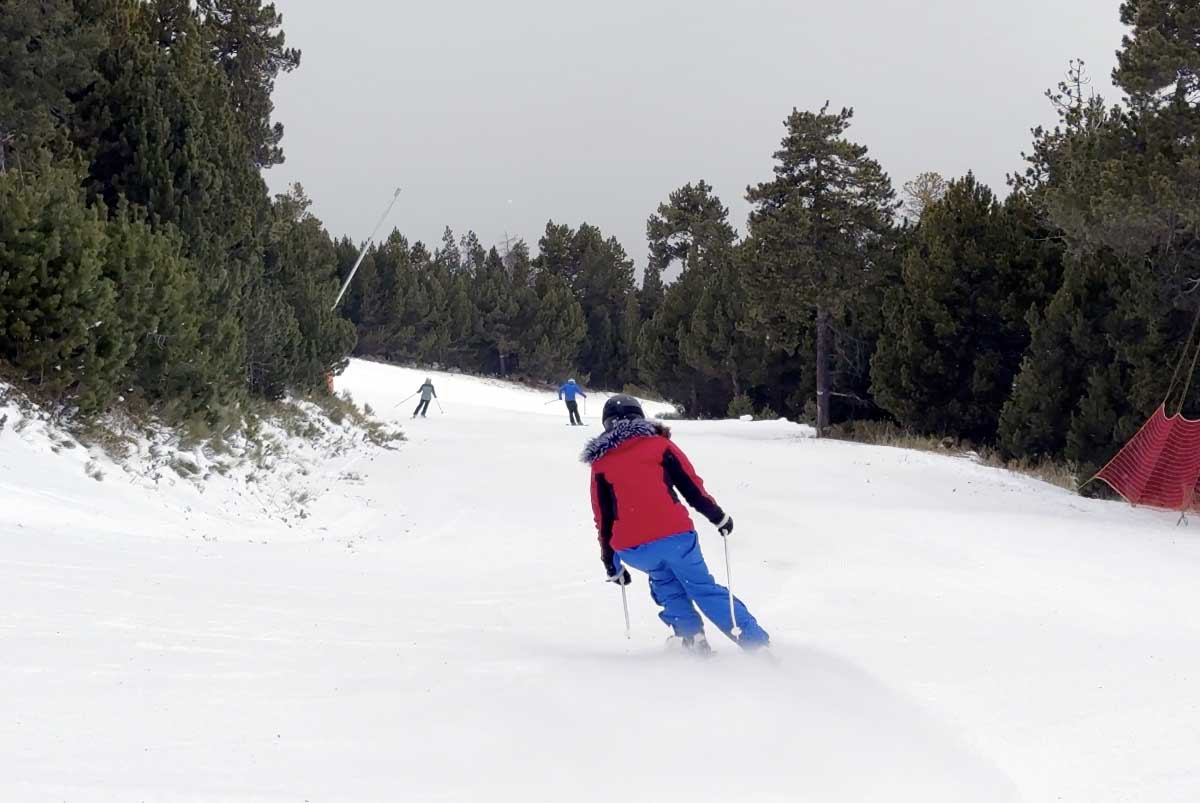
[4,359,1199,802]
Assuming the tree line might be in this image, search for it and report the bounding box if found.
[0,0,351,417]
[4,0,1199,486]
[345,0,1200,482]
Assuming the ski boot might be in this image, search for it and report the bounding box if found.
[681,632,713,657]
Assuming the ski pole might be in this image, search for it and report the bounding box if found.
[620,583,631,639]
[392,392,418,409]
[723,537,742,640]
[435,399,444,414]
[543,399,559,406]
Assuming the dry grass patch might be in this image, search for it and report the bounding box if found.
[832,420,1079,492]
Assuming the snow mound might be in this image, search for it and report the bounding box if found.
[0,381,401,542]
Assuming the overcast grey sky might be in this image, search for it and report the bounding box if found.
[266,0,1127,269]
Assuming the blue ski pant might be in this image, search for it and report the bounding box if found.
[617,531,769,647]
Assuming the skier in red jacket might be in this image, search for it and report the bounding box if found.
[582,395,769,653]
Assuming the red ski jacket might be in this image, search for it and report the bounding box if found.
[582,420,725,572]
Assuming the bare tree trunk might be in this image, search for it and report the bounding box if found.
[815,306,831,436]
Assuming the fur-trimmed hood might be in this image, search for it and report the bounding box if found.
[581,419,671,464]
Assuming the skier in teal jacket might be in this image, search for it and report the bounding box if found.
[412,379,437,418]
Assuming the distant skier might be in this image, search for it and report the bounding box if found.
[558,378,587,426]
[412,378,437,418]
[582,394,769,654]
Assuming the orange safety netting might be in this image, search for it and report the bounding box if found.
[1095,405,1200,511]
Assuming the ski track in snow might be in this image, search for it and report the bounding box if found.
[3,358,1200,802]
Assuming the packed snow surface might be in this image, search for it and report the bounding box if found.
[4,359,1199,802]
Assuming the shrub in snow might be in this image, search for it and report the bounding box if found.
[727,394,755,419]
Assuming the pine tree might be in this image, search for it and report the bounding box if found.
[871,175,1061,440]
[196,0,299,168]
[406,242,451,365]
[639,186,701,408]
[1114,1,1200,107]
[473,247,521,374]
[0,0,104,173]
[645,180,733,279]
[333,235,372,329]
[259,184,355,392]
[575,225,636,387]
[501,239,538,376]
[998,249,1170,475]
[639,263,664,321]
[638,270,701,412]
[77,2,271,409]
[0,160,202,411]
[101,201,202,408]
[376,231,419,361]
[677,254,761,413]
[0,0,357,416]
[638,181,754,415]
[436,227,462,273]
[459,231,486,272]
[997,15,1200,473]
[745,104,898,432]
[533,221,636,388]
[535,222,577,285]
[444,268,477,369]
[0,162,113,402]
[522,273,586,380]
[505,239,533,287]
[619,291,641,387]
[242,278,301,400]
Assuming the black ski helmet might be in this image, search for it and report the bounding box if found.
[602,394,645,431]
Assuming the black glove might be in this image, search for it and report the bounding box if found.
[716,514,734,537]
[606,568,632,585]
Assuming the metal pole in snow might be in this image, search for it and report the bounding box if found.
[331,188,402,311]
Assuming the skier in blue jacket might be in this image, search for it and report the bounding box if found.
[558,379,587,426]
